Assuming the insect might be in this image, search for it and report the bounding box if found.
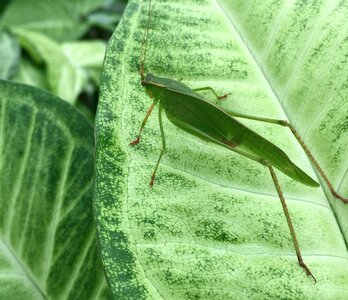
[129,0,347,283]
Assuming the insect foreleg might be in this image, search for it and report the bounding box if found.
[149,103,166,188]
[223,109,348,203]
[130,100,157,146]
[266,161,316,283]
[193,87,231,100]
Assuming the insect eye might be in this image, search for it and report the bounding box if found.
[141,79,147,86]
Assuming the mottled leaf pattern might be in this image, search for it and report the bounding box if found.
[96,0,348,299]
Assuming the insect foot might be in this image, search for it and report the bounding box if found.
[217,92,232,100]
[221,139,238,148]
[299,261,317,284]
[149,174,155,188]
[332,191,348,204]
[129,136,140,146]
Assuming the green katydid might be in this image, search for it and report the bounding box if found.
[129,0,347,283]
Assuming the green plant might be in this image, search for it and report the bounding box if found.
[96,0,348,298]
[1,0,347,299]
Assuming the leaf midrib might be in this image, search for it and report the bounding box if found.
[215,0,348,249]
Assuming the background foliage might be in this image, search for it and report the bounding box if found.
[0,0,126,299]
[0,0,127,120]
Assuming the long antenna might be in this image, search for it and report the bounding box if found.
[140,0,153,79]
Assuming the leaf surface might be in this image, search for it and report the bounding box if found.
[96,0,348,298]
[0,80,109,299]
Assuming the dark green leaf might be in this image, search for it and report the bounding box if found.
[0,80,109,299]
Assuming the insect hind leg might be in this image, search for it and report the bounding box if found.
[221,144,316,282]
[264,160,316,283]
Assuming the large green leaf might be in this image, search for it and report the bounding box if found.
[96,0,348,298]
[0,0,103,42]
[0,80,109,299]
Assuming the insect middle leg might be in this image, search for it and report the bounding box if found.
[193,87,231,100]
[150,103,166,187]
[222,109,348,203]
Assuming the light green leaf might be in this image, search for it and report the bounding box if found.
[0,0,103,42]
[61,40,107,86]
[12,28,88,104]
[0,30,20,79]
[96,0,348,298]
[0,80,110,299]
[12,57,49,90]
